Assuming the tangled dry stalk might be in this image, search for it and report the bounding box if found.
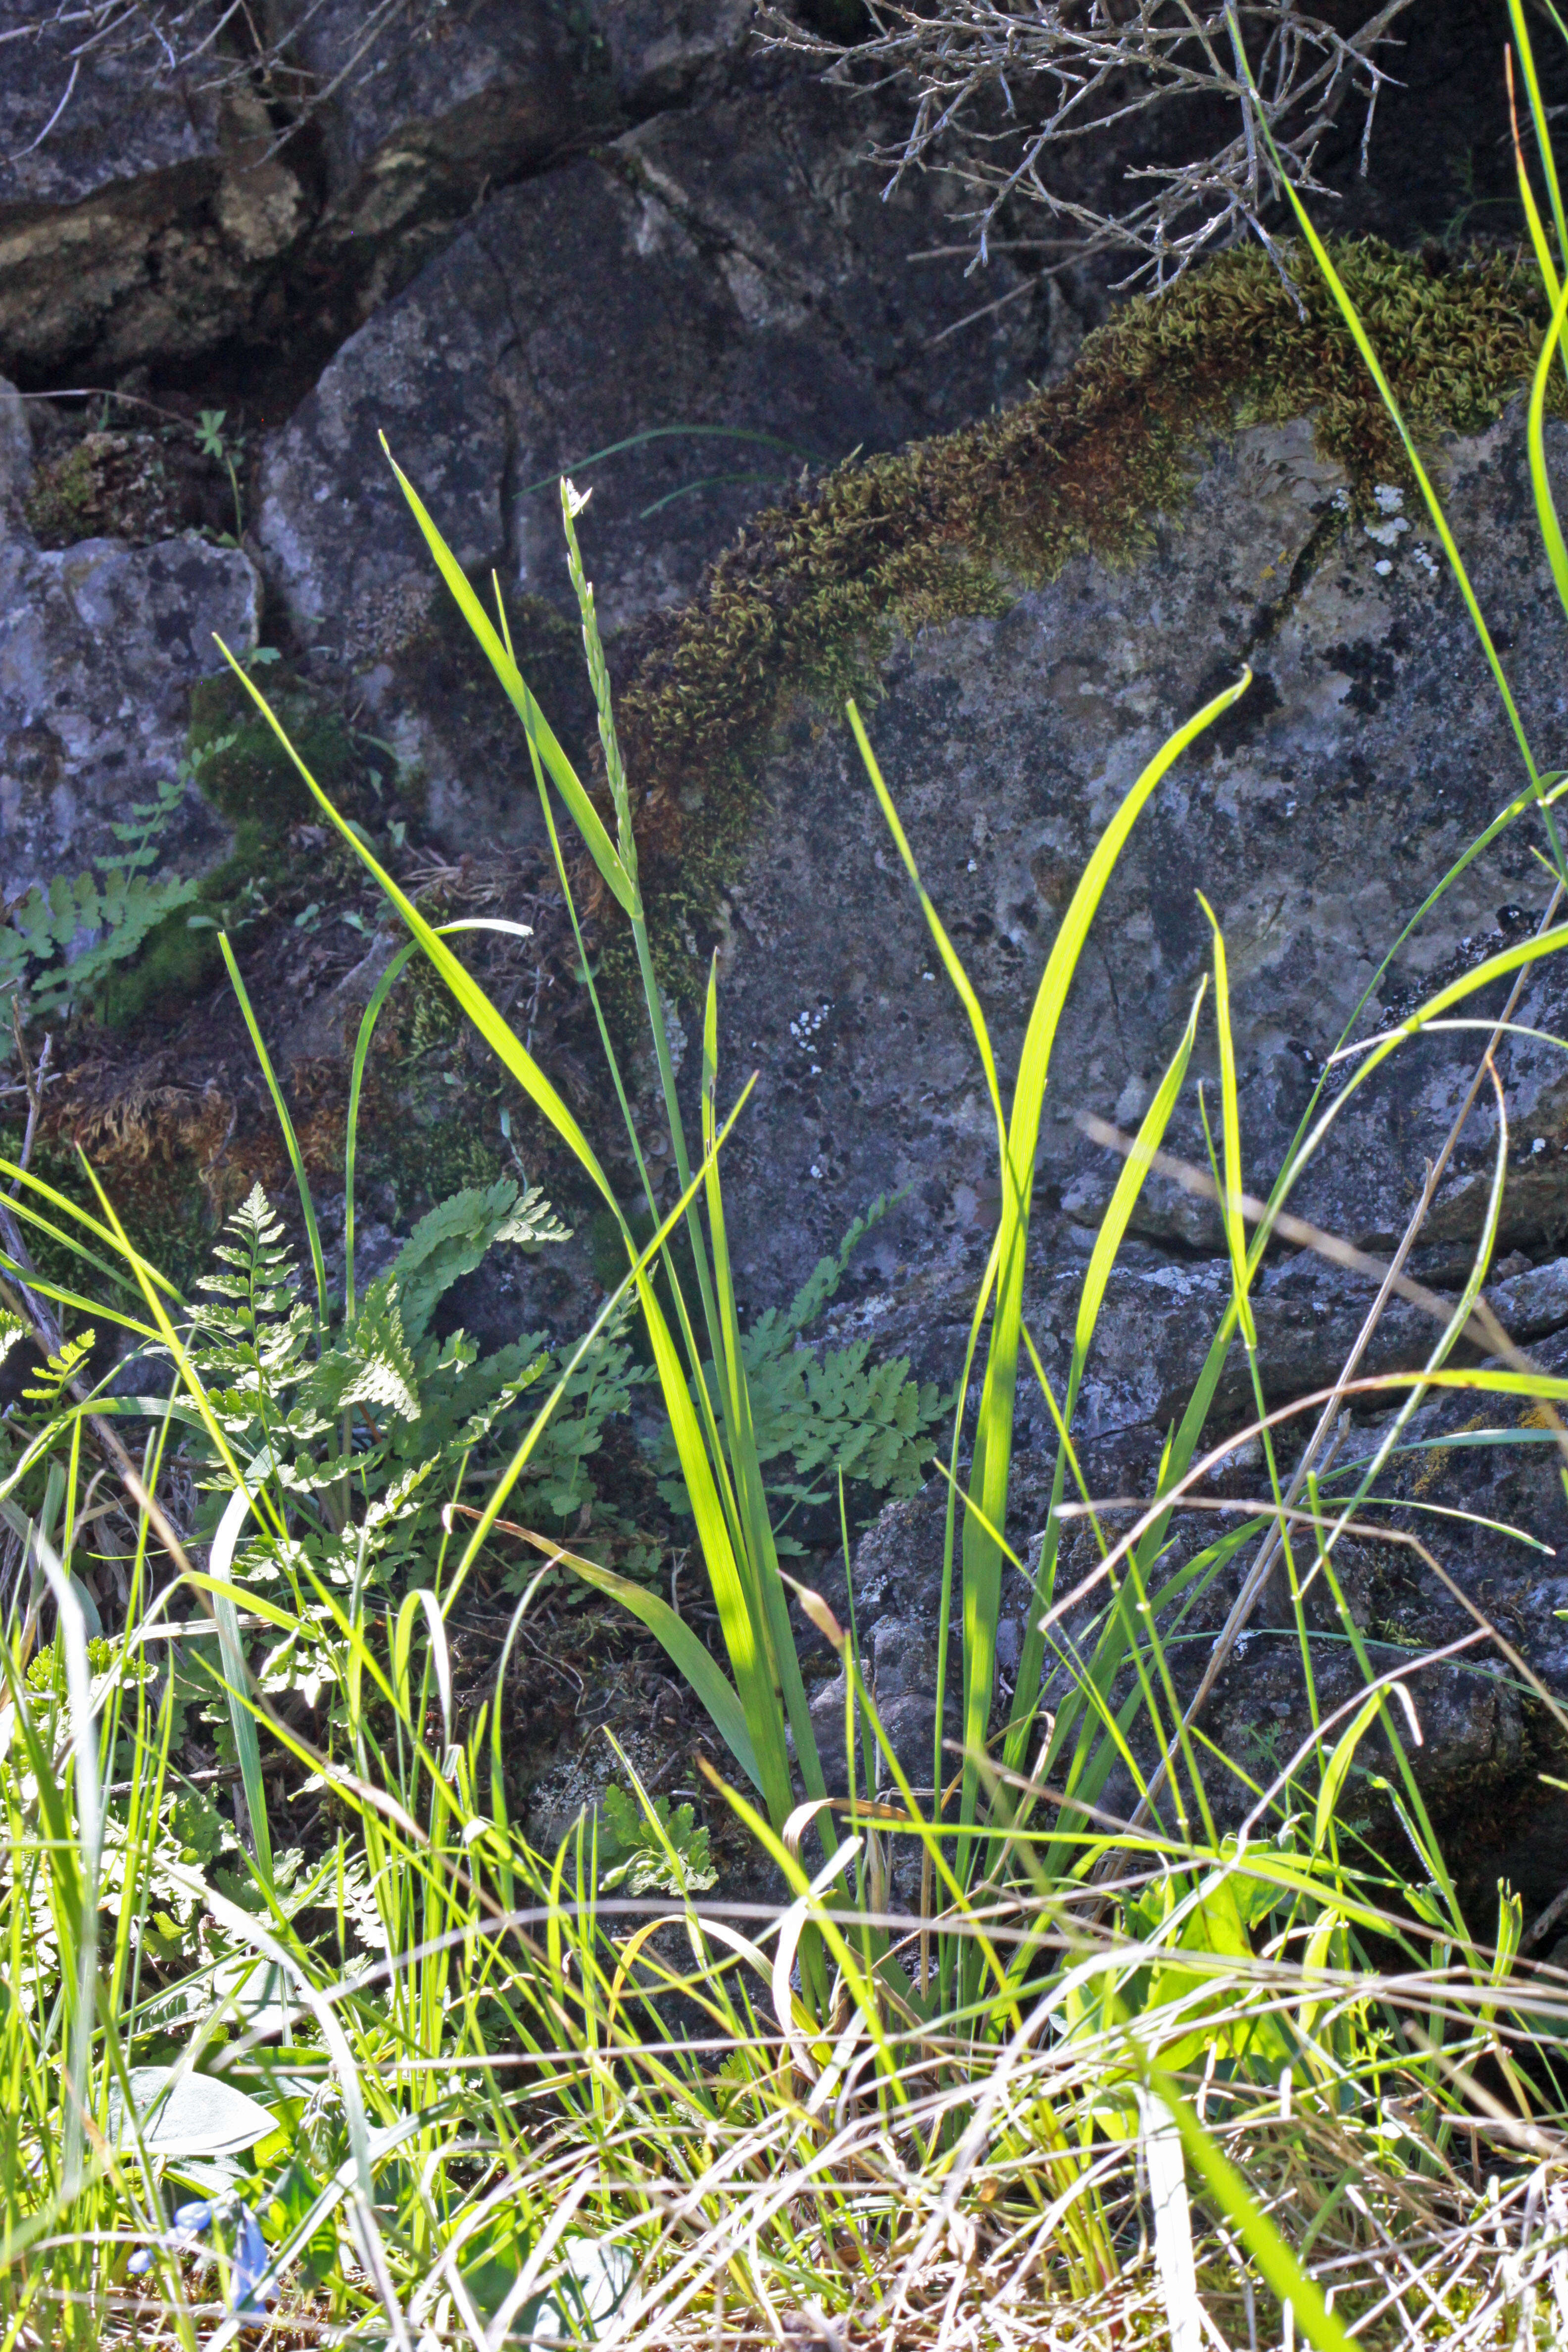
[2,0,438,161]
[764,0,1414,293]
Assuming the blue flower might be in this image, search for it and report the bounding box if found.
[128,2194,276,2313]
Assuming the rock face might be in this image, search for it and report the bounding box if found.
[0,0,308,383]
[0,0,1565,1899]
[0,0,761,386]
[0,388,259,891]
[255,74,1055,846]
[660,393,1568,1898]
[701,408,1568,1351]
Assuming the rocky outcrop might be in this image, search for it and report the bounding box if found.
[0,0,761,386]
[435,247,1565,1890]
[0,0,310,383]
[1,0,1565,1897]
[698,400,1568,1347]
[255,74,1056,846]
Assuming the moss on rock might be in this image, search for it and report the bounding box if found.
[603,240,1555,968]
[186,671,359,832]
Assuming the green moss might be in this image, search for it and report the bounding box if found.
[187,673,360,831]
[93,909,226,1030]
[364,1103,505,1226]
[603,239,1554,983]
[24,444,100,543]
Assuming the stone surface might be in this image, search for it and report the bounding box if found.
[1,0,1564,1885]
[804,1323,1568,1910]
[0,0,781,389]
[597,0,756,106]
[256,75,1058,848]
[0,0,600,384]
[0,4,220,212]
[0,387,260,893]
[0,31,309,384]
[702,409,1568,1351]
[582,395,1568,1877]
[280,0,592,345]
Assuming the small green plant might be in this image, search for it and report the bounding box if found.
[596,1780,717,1896]
[196,407,245,543]
[176,1170,634,1602]
[654,1197,947,1545]
[0,776,201,1050]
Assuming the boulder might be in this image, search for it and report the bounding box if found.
[256,74,1058,848]
[634,312,1568,1361]
[277,0,594,345]
[0,0,798,388]
[521,243,1568,1887]
[0,3,219,213]
[0,0,308,384]
[0,0,610,383]
[0,387,260,894]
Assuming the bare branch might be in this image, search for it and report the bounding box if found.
[761,0,1415,292]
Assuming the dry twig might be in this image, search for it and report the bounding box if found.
[763,0,1413,292]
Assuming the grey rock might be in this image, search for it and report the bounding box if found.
[1488,1255,1568,1342]
[0,424,260,891]
[706,408,1568,1364]
[870,1614,931,1701]
[0,0,778,384]
[790,1613,950,1795]
[0,65,308,380]
[257,74,1059,849]
[0,0,595,380]
[281,0,592,340]
[820,1323,1568,1892]
[647,398,1568,1868]
[871,1695,941,1792]
[0,3,219,212]
[596,0,756,106]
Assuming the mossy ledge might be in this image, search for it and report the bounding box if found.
[604,240,1554,958]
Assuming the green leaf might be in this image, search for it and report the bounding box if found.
[543,1537,761,1792]
[597,1784,717,1895]
[113,2068,277,2159]
[369,1176,567,1349]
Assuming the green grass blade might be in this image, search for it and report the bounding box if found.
[848,699,1009,1164]
[1508,0,1568,290]
[516,1531,762,1792]
[345,937,418,1325]
[1244,49,1551,821]
[380,443,638,916]
[0,1155,180,1299]
[1004,980,1208,1771]
[213,647,811,1832]
[1277,923,1568,1225]
[1527,275,1568,624]
[961,670,1253,1843]
[698,959,831,1816]
[208,1469,275,1890]
[23,1519,101,2195]
[1196,895,1256,1351]
[216,643,626,1212]
[218,933,328,1330]
[1142,2055,1360,2352]
[343,918,533,1320]
[1072,979,1208,1395]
